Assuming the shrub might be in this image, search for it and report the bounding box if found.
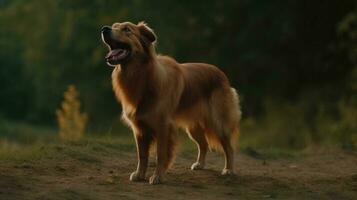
[56,85,88,141]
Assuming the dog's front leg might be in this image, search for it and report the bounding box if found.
[149,123,174,185]
[130,130,152,182]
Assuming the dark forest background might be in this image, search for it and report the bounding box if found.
[0,0,356,149]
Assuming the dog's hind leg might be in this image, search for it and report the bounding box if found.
[219,133,235,175]
[187,125,208,170]
[209,88,240,175]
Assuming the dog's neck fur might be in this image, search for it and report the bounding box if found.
[111,45,162,116]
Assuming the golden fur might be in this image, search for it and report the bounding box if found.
[102,21,241,184]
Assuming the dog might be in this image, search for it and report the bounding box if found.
[101,21,241,184]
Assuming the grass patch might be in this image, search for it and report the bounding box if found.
[0,135,136,162]
[0,142,53,162]
[0,119,56,144]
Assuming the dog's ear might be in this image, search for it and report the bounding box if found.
[137,21,156,43]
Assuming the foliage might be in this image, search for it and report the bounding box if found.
[56,85,88,141]
[335,10,357,148]
[0,0,357,148]
[240,100,311,149]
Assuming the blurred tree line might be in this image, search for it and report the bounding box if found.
[0,0,356,147]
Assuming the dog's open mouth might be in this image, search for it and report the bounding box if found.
[104,39,131,65]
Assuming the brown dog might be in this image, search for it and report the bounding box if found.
[101,22,241,184]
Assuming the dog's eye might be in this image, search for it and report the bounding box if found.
[122,27,131,33]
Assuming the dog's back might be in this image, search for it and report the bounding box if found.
[155,56,241,153]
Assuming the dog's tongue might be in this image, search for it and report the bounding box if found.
[105,49,127,60]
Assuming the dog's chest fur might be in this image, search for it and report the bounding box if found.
[111,65,158,121]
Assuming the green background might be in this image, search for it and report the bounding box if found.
[0,0,356,149]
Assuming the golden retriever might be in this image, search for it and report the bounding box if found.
[101,21,241,184]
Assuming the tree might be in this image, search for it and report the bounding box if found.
[56,85,88,141]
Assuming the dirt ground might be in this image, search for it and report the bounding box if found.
[0,142,356,200]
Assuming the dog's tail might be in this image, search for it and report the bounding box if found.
[230,87,242,148]
[231,87,242,128]
[205,87,241,151]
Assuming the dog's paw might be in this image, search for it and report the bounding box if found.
[191,162,205,170]
[129,171,145,182]
[149,174,162,185]
[221,168,235,176]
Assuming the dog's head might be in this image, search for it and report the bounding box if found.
[101,21,156,66]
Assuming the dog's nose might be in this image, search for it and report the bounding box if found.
[101,26,112,34]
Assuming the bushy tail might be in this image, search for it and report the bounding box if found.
[205,87,242,151]
[231,88,242,125]
[230,87,242,148]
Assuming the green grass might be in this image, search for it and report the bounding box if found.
[0,119,56,144]
[0,119,352,164]
[0,135,136,162]
[0,119,137,161]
